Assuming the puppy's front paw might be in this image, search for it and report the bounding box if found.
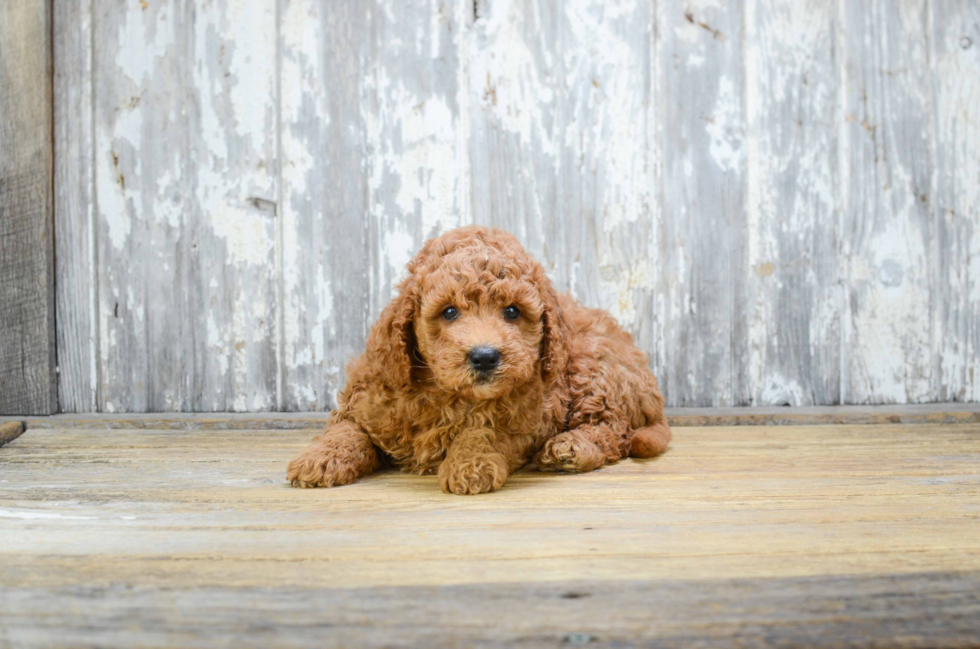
[438,452,508,495]
[287,447,361,488]
[534,431,605,473]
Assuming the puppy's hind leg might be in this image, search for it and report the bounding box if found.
[629,422,672,458]
[534,421,629,473]
[287,421,381,488]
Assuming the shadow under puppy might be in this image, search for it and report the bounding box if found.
[288,226,671,494]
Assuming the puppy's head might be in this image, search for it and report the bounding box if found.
[368,226,567,400]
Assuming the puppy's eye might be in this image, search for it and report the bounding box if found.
[503,306,520,320]
[441,306,459,321]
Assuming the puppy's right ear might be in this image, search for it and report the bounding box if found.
[365,275,419,388]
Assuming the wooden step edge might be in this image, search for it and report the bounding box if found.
[1,404,978,431]
[0,421,25,445]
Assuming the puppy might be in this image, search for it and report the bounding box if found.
[287,226,671,494]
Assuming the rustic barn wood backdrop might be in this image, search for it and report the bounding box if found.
[1,1,56,415]
[3,0,975,414]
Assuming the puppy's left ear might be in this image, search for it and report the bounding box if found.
[535,270,571,389]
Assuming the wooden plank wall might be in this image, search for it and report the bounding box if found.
[0,1,56,415]
[49,0,980,412]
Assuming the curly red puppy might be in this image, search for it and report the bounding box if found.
[287,226,671,494]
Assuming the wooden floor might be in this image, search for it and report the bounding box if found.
[1,421,979,648]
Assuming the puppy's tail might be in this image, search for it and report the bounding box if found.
[628,422,672,458]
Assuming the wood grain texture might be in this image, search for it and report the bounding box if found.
[0,422,978,646]
[2,573,980,648]
[657,0,748,406]
[44,0,980,411]
[54,0,97,413]
[931,1,980,403]
[91,0,279,413]
[839,0,935,404]
[468,0,659,361]
[467,0,561,272]
[745,0,840,406]
[279,0,469,411]
[0,1,56,415]
[6,403,980,430]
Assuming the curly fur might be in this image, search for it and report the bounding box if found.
[288,226,671,494]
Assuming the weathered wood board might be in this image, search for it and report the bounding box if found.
[2,573,979,648]
[1,422,979,646]
[0,1,56,415]
[931,1,980,403]
[745,0,840,406]
[6,402,980,430]
[279,0,470,411]
[840,0,934,405]
[87,0,279,413]
[53,0,97,414]
[47,0,980,411]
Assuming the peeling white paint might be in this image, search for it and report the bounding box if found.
[225,0,276,153]
[383,228,416,283]
[760,374,806,407]
[606,258,654,328]
[839,0,938,405]
[209,205,274,267]
[743,0,842,406]
[933,10,980,402]
[706,76,744,173]
[57,0,980,412]
[116,3,170,85]
[468,0,558,160]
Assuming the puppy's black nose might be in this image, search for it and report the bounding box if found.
[468,346,501,372]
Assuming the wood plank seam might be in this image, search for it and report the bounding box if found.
[3,404,978,431]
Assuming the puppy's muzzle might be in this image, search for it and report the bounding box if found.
[468,346,501,375]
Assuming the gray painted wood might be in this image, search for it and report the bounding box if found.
[657,0,748,406]
[278,0,370,412]
[931,1,980,403]
[39,0,980,411]
[468,0,658,364]
[91,0,279,412]
[467,0,563,279]
[744,0,840,406]
[279,0,469,411]
[54,0,97,413]
[0,1,56,415]
[840,0,935,404]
